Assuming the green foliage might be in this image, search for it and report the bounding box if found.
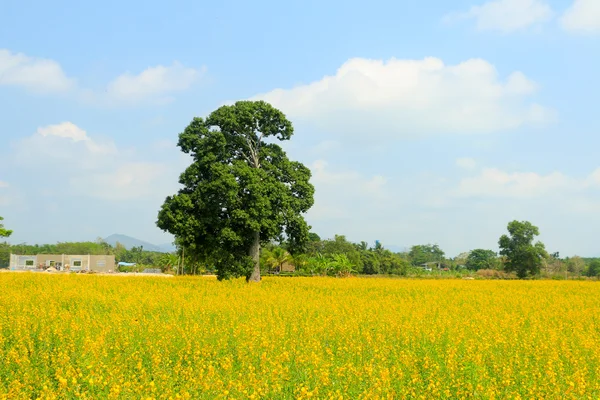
[566,256,585,276]
[0,217,12,238]
[409,244,445,266]
[308,232,321,242]
[360,251,381,275]
[378,250,410,275]
[586,260,600,277]
[319,235,364,272]
[329,254,356,277]
[157,101,314,281]
[465,249,498,271]
[263,246,291,272]
[499,220,547,279]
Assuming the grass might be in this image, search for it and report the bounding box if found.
[1,274,599,399]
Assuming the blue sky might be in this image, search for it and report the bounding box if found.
[1,0,599,256]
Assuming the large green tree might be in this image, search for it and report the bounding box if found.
[498,220,547,278]
[465,249,498,271]
[157,101,314,281]
[0,216,12,238]
[408,244,445,266]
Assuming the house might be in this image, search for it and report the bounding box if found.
[279,261,295,273]
[9,254,116,272]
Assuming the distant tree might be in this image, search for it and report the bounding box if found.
[499,220,547,279]
[290,253,309,272]
[409,244,445,266]
[157,101,314,282]
[321,235,364,272]
[379,250,410,275]
[543,252,565,275]
[308,232,321,242]
[567,256,585,277]
[265,246,291,272]
[0,216,12,238]
[465,249,498,271]
[307,253,331,276]
[114,242,127,262]
[586,260,600,277]
[360,251,380,275]
[454,251,471,267]
[329,254,355,277]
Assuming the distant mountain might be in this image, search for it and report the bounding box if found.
[104,234,174,253]
[158,242,177,252]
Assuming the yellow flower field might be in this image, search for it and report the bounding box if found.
[0,274,599,399]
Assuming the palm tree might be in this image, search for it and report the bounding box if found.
[291,253,309,272]
[266,247,291,273]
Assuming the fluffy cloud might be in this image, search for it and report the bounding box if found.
[69,162,170,201]
[0,49,75,93]
[106,62,203,104]
[14,122,118,171]
[454,168,571,198]
[251,57,553,139]
[12,122,179,201]
[560,0,600,34]
[307,160,389,221]
[453,166,600,199]
[444,0,554,33]
[0,49,203,105]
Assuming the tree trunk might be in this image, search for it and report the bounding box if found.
[247,230,261,282]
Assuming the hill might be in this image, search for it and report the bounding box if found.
[104,234,174,253]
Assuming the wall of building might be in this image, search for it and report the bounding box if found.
[9,254,116,272]
[89,255,116,272]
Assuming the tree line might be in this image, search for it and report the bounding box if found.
[1,215,599,278]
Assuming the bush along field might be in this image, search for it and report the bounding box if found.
[1,274,600,399]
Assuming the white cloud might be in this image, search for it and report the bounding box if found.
[0,48,203,105]
[307,160,389,221]
[12,123,179,201]
[454,165,600,199]
[69,162,170,201]
[456,158,477,169]
[14,122,118,166]
[560,0,600,34]
[0,49,75,93]
[455,168,571,198]
[37,122,88,142]
[251,57,553,139]
[444,0,554,33]
[106,62,202,104]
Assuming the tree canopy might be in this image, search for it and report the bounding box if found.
[157,101,314,281]
[0,216,12,238]
[465,249,498,271]
[499,220,547,279]
[408,244,445,266]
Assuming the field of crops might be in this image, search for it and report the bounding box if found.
[1,274,599,399]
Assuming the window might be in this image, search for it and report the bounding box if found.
[49,261,56,267]
[73,260,82,267]
[25,260,34,267]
